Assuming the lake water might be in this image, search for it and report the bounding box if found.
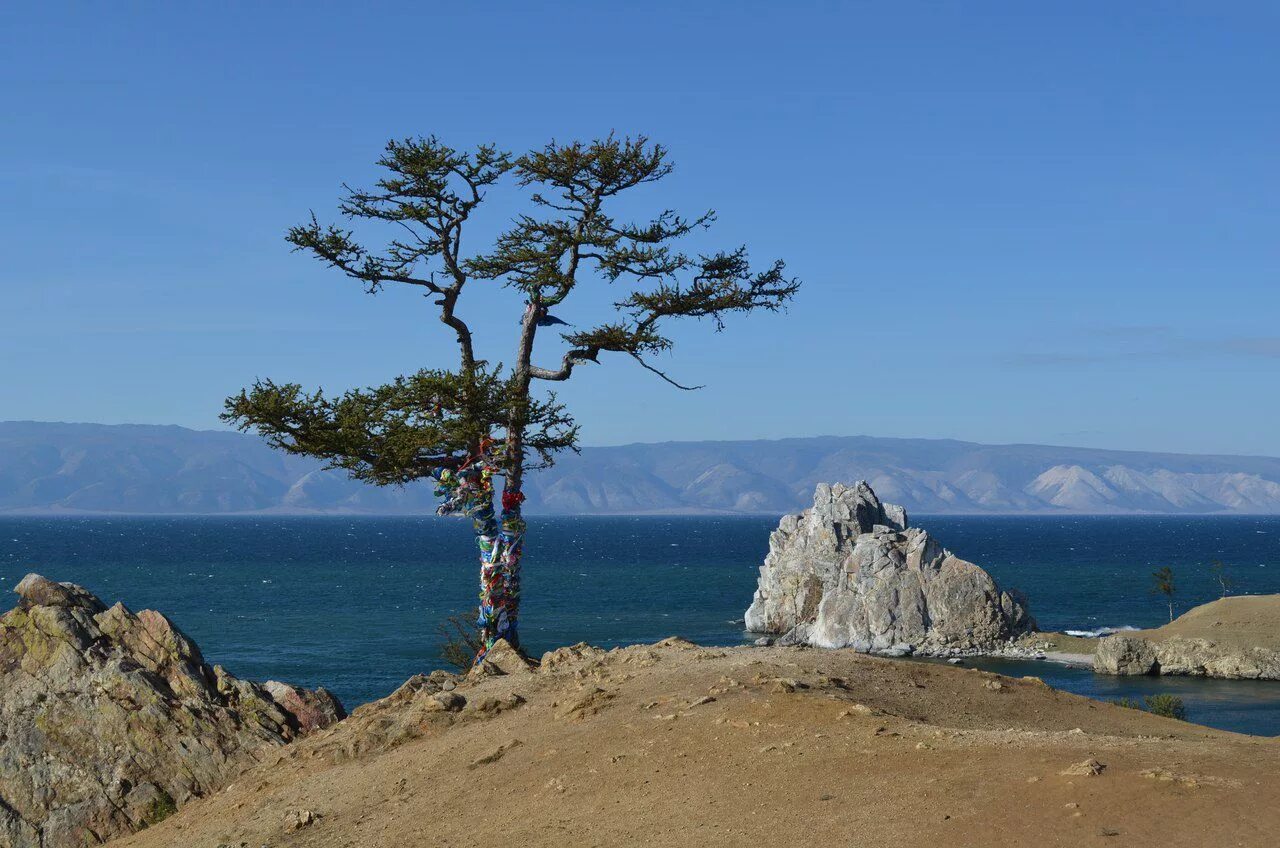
[3,514,1279,734]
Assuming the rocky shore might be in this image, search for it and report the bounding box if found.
[1093,595,1280,679]
[0,575,344,847]
[742,481,1280,684]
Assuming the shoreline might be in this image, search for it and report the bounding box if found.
[774,622,1280,681]
[1019,649,1096,668]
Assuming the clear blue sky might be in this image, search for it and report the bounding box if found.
[2,2,1277,455]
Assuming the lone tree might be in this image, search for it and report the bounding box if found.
[223,135,799,662]
[1210,560,1236,597]
[1151,566,1177,622]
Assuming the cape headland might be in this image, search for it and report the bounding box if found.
[1093,595,1280,679]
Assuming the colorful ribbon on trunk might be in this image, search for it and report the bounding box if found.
[431,459,525,663]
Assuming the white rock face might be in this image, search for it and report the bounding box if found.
[745,482,1034,653]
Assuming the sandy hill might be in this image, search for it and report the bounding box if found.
[110,640,1280,848]
[1138,595,1280,651]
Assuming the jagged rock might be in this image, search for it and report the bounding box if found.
[283,808,320,831]
[427,691,468,712]
[539,642,607,674]
[262,681,347,733]
[0,574,345,848]
[745,482,1034,653]
[1060,758,1106,776]
[470,639,536,679]
[12,574,104,611]
[1092,635,1158,675]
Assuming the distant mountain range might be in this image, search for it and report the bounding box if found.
[3,421,1280,515]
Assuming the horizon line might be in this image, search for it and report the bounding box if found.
[3,418,1280,462]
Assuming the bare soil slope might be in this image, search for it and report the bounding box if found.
[111,640,1280,848]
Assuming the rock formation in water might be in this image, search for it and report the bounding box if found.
[1093,596,1280,679]
[1094,634,1280,679]
[745,482,1034,653]
[0,574,345,848]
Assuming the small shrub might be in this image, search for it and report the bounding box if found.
[1113,693,1186,721]
[140,788,177,828]
[1144,693,1187,720]
[435,609,483,671]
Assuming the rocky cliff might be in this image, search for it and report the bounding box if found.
[0,574,345,848]
[1093,595,1280,679]
[745,482,1034,653]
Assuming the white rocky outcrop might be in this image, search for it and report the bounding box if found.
[745,482,1034,654]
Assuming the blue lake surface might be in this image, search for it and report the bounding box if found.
[3,514,1279,734]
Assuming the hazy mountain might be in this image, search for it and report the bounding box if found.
[3,421,1280,515]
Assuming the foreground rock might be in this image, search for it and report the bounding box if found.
[1094,595,1280,679]
[745,482,1034,653]
[0,574,344,847]
[112,639,1280,848]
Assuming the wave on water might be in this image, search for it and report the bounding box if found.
[1063,625,1141,638]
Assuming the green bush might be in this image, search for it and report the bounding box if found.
[1144,693,1187,720]
[1113,693,1186,721]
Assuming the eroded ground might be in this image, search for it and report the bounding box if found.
[111,640,1280,848]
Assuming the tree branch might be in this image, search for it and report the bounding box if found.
[629,353,703,390]
[529,346,600,382]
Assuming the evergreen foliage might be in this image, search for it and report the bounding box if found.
[222,134,800,658]
[223,134,798,487]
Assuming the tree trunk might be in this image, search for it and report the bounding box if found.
[481,291,539,662]
[432,463,524,662]
[474,484,525,661]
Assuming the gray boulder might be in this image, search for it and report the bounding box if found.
[1092,634,1158,675]
[0,574,345,848]
[745,482,1034,653]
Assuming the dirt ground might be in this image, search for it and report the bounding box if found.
[111,639,1280,848]
[1136,595,1280,650]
